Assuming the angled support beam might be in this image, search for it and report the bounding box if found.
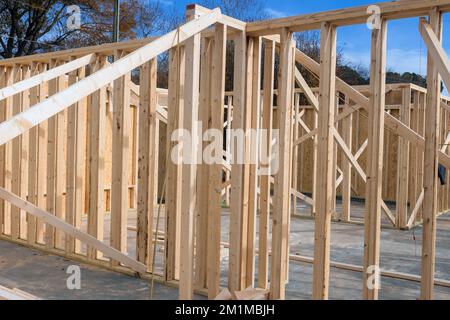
[333,127,367,182]
[420,18,450,92]
[407,190,425,228]
[363,19,387,300]
[355,139,368,161]
[0,187,146,273]
[0,54,95,101]
[295,68,319,112]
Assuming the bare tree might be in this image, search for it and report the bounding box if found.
[0,0,171,58]
[199,0,269,22]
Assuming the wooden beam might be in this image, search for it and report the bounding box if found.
[246,0,450,34]
[341,98,353,222]
[258,39,275,290]
[10,65,23,241]
[54,64,67,249]
[270,27,294,300]
[45,60,60,248]
[165,47,185,282]
[65,59,85,254]
[295,49,422,148]
[0,187,146,273]
[421,8,442,300]
[363,19,387,300]
[295,68,319,112]
[111,50,131,264]
[312,22,337,300]
[27,63,39,244]
[136,58,158,269]
[0,67,12,236]
[195,38,211,290]
[333,127,367,182]
[179,8,202,299]
[420,18,450,92]
[206,23,226,299]
[229,30,246,293]
[396,87,411,229]
[35,63,46,244]
[0,54,95,101]
[246,36,262,289]
[87,56,107,259]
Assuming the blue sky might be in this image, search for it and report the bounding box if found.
[157,0,449,94]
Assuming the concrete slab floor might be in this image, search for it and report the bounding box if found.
[0,240,182,300]
[0,199,449,300]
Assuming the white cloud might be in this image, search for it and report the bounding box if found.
[264,8,287,18]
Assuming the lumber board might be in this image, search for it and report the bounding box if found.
[27,62,39,244]
[420,18,450,93]
[246,36,262,289]
[195,38,212,289]
[10,65,22,240]
[229,30,246,293]
[136,58,158,269]
[270,27,294,300]
[179,12,201,299]
[87,56,107,259]
[0,54,95,101]
[396,88,411,229]
[111,50,131,264]
[206,24,226,299]
[65,60,85,253]
[363,20,387,300]
[165,47,184,282]
[258,39,275,290]
[312,22,337,300]
[420,9,442,300]
[247,0,450,34]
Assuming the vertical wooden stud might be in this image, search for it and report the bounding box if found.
[111,50,131,262]
[258,39,275,289]
[88,55,107,259]
[136,58,158,268]
[312,22,337,300]
[206,24,226,299]
[421,8,442,300]
[363,19,387,300]
[270,27,294,300]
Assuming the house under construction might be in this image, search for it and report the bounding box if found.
[0,1,450,300]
